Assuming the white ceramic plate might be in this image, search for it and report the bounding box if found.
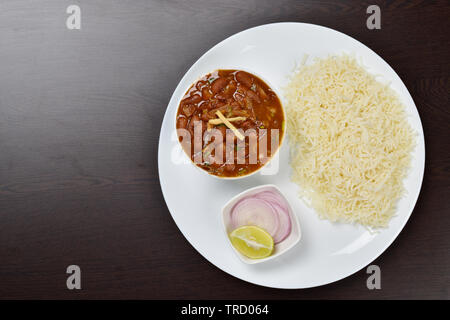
[158,22,425,288]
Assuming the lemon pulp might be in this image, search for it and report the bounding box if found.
[229,226,274,259]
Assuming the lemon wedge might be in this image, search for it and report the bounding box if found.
[229,226,274,259]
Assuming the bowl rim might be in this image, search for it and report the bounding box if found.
[174,67,286,180]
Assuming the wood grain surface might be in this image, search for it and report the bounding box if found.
[0,0,449,299]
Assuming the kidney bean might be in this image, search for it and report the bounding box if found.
[198,100,209,109]
[215,94,228,101]
[258,86,268,101]
[177,116,188,129]
[235,71,253,88]
[182,104,196,117]
[183,94,201,104]
[233,92,245,103]
[223,80,237,96]
[201,113,210,121]
[190,94,202,103]
[245,89,261,103]
[211,78,228,94]
[202,87,212,100]
[196,80,207,91]
[189,115,200,130]
[224,164,235,172]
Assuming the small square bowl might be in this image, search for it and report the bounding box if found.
[221,184,301,264]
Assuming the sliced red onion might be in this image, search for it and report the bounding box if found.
[229,189,292,244]
[231,198,280,237]
[266,200,291,243]
[254,191,289,211]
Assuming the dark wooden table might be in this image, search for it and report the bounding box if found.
[0,0,449,299]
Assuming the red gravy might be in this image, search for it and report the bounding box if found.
[176,70,284,177]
